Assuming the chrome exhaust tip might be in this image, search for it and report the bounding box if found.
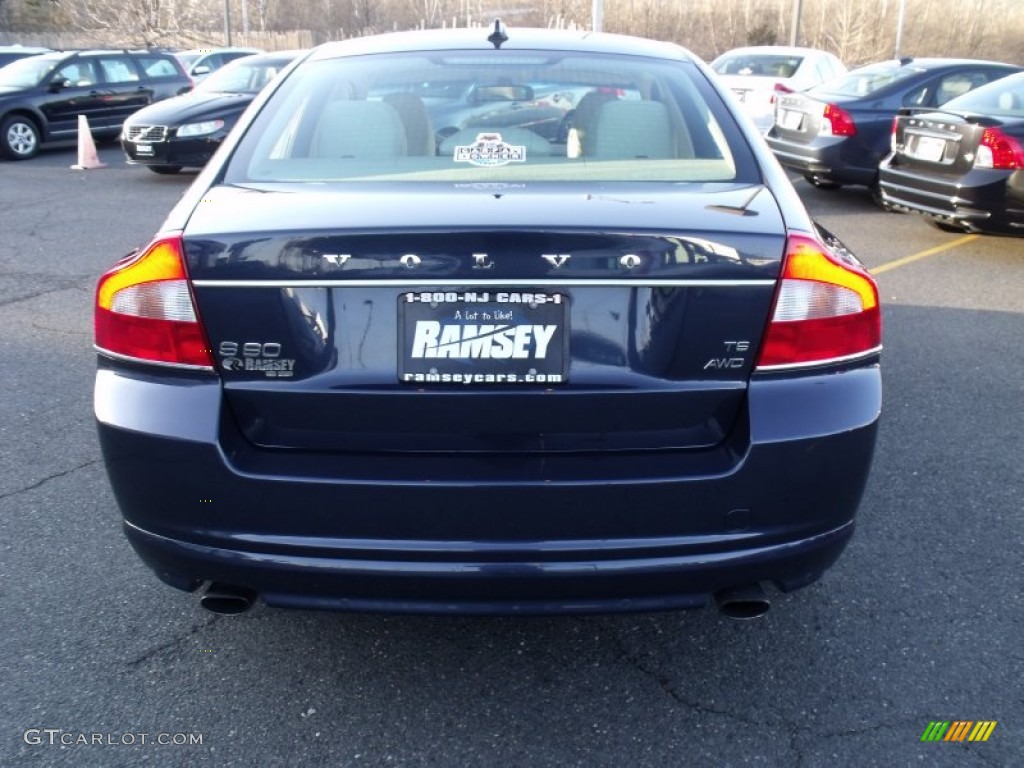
[199,582,257,615]
[714,583,771,620]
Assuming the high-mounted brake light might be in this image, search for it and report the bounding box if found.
[819,103,857,136]
[974,127,1024,170]
[95,235,214,369]
[756,234,881,370]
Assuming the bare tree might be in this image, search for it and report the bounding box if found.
[2,0,1021,64]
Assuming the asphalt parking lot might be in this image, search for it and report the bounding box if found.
[1,144,1021,767]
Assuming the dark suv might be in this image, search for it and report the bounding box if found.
[0,49,192,160]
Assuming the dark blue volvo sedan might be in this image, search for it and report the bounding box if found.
[94,25,882,618]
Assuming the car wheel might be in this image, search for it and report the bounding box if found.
[1,114,41,160]
[148,165,183,175]
[928,219,967,234]
[803,174,841,190]
[870,182,898,212]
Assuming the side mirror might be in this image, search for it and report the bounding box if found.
[192,65,211,76]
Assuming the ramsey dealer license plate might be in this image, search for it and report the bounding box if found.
[399,291,568,384]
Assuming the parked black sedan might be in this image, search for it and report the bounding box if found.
[766,58,1021,195]
[879,71,1024,235]
[95,26,882,619]
[121,50,301,173]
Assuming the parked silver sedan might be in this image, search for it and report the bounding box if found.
[711,45,847,133]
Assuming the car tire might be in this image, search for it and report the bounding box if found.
[803,174,841,190]
[870,182,898,212]
[927,219,967,234]
[147,165,183,175]
[1,114,41,160]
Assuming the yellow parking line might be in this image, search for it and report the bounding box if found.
[871,234,979,275]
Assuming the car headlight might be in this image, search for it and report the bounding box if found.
[176,119,225,138]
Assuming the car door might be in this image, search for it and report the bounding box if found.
[39,58,106,139]
[91,55,153,129]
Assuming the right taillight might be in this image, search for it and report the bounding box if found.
[819,103,857,136]
[974,127,1024,169]
[756,234,881,370]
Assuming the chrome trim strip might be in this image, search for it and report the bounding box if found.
[191,278,776,289]
[755,345,883,373]
[94,345,216,372]
[904,127,960,141]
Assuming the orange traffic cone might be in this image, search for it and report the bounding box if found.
[70,114,108,170]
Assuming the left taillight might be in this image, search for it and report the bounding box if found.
[756,234,881,370]
[95,234,214,369]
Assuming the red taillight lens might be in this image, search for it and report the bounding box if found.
[819,103,857,136]
[756,234,881,370]
[95,235,214,368]
[770,82,793,105]
[975,127,1024,169]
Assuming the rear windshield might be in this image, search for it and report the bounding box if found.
[943,73,1024,118]
[712,54,803,79]
[812,61,921,98]
[225,50,752,184]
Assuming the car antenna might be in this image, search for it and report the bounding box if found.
[487,19,508,49]
[705,185,763,216]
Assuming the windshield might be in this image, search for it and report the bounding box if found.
[226,50,751,185]
[812,61,920,98]
[174,53,202,68]
[0,55,58,88]
[198,58,288,94]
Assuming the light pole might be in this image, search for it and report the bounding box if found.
[894,0,907,59]
[224,0,233,46]
[789,0,803,46]
[593,0,603,32]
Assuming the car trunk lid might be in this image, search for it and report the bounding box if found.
[772,92,825,139]
[896,111,1010,173]
[183,184,786,454]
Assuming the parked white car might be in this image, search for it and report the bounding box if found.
[711,46,847,133]
[173,47,262,84]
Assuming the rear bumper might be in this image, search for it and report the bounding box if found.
[878,162,1024,233]
[766,133,879,186]
[95,362,881,614]
[124,517,855,614]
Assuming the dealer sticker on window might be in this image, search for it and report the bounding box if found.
[398,291,568,384]
[452,133,527,167]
